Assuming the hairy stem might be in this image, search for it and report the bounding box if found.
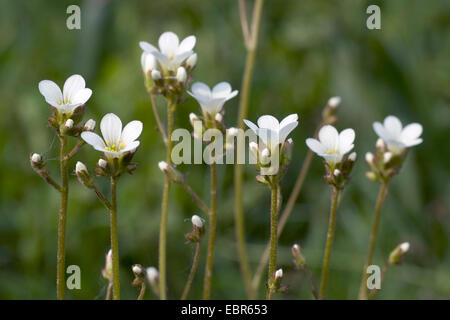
[110,176,120,300]
[148,92,168,146]
[319,186,340,299]
[159,101,175,299]
[368,263,390,299]
[105,282,113,300]
[203,163,217,299]
[64,140,85,161]
[181,181,211,216]
[303,265,319,300]
[56,135,68,300]
[137,282,146,300]
[358,182,389,299]
[181,242,202,300]
[266,183,279,300]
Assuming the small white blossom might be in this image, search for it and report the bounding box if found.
[65,119,74,129]
[348,152,357,162]
[176,67,187,83]
[373,115,423,154]
[191,215,204,228]
[31,153,42,163]
[158,161,169,172]
[38,74,92,114]
[84,119,96,131]
[98,159,107,168]
[275,269,283,279]
[244,114,299,149]
[400,242,410,253]
[146,267,159,283]
[141,51,158,74]
[75,161,87,174]
[81,113,143,158]
[328,96,341,108]
[306,125,355,165]
[188,82,238,116]
[140,31,196,72]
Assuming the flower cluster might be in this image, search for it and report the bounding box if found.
[140,32,197,97]
[366,115,423,183]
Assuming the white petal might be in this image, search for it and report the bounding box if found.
[158,31,179,55]
[279,121,298,144]
[177,35,196,54]
[190,82,211,100]
[257,128,278,148]
[63,74,86,102]
[280,114,299,128]
[306,138,326,154]
[121,121,143,144]
[257,115,279,131]
[212,82,232,99]
[384,115,402,138]
[226,90,239,101]
[172,51,192,64]
[100,113,122,144]
[202,97,226,114]
[81,132,105,149]
[71,88,92,105]
[38,80,62,105]
[373,122,390,141]
[139,41,158,53]
[318,125,339,150]
[321,153,343,165]
[243,119,258,135]
[338,128,355,153]
[339,143,354,155]
[400,123,422,143]
[121,140,140,153]
[404,138,423,148]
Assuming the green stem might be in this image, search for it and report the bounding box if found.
[57,135,68,300]
[319,186,340,299]
[266,183,279,300]
[181,242,202,300]
[203,163,217,300]
[137,282,146,300]
[358,182,389,299]
[159,101,175,300]
[110,176,120,300]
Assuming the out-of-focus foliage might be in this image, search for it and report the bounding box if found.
[0,0,449,299]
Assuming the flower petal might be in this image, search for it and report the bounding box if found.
[190,82,211,100]
[279,121,298,144]
[384,115,402,138]
[38,80,62,105]
[318,125,339,150]
[177,35,196,54]
[139,41,158,53]
[373,121,390,141]
[280,114,298,129]
[306,138,327,154]
[81,131,105,149]
[158,31,179,55]
[404,138,423,148]
[71,88,92,105]
[63,74,86,102]
[121,121,143,144]
[257,115,279,131]
[226,90,239,101]
[149,51,171,67]
[212,82,232,98]
[172,50,192,64]
[338,128,355,153]
[100,113,122,144]
[243,119,258,135]
[400,123,422,143]
[121,140,140,153]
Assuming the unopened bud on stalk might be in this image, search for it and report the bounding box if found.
[30,152,45,169]
[275,269,283,279]
[146,267,159,284]
[215,113,223,123]
[176,67,187,83]
[383,152,393,163]
[328,96,341,109]
[158,161,184,184]
[132,264,144,276]
[65,119,74,129]
[389,242,410,265]
[292,244,306,268]
[186,214,205,242]
[76,161,87,174]
[186,53,197,69]
[31,153,42,164]
[191,215,204,229]
[98,159,107,169]
[376,138,385,150]
[75,161,94,188]
[333,169,341,176]
[84,119,96,131]
[102,249,113,281]
[141,52,157,74]
[348,152,357,162]
[365,152,374,165]
[227,127,239,137]
[151,70,161,81]
[261,148,270,165]
[249,142,259,159]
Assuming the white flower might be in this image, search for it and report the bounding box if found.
[81,113,143,158]
[140,31,196,72]
[191,215,204,228]
[98,159,107,168]
[373,115,423,154]
[244,114,299,149]
[146,267,159,283]
[188,82,238,116]
[275,269,283,279]
[31,153,42,163]
[306,125,355,165]
[75,161,87,174]
[141,52,157,74]
[38,74,92,113]
[176,67,187,83]
[84,119,96,131]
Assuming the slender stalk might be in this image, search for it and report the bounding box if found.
[35,169,62,192]
[358,182,389,299]
[110,176,120,300]
[137,282,146,300]
[266,183,279,300]
[181,242,202,300]
[368,263,389,299]
[56,135,68,300]
[64,140,85,161]
[105,282,113,300]
[303,265,319,300]
[319,186,340,299]
[93,185,112,210]
[148,92,168,146]
[181,181,211,216]
[159,101,175,300]
[203,163,217,299]
[234,0,264,300]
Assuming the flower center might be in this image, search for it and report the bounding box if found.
[327,148,337,155]
[104,140,125,152]
[57,98,69,105]
[168,55,174,60]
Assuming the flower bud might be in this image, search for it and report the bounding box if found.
[275,268,283,279]
[75,161,94,188]
[249,142,259,160]
[261,148,270,164]
[383,152,393,163]
[186,214,205,242]
[146,267,159,284]
[75,161,87,174]
[141,52,157,74]
[84,119,96,131]
[151,70,161,81]
[65,119,74,129]
[98,159,107,169]
[31,153,42,164]
[214,113,223,123]
[376,138,385,150]
[191,215,204,229]
[389,242,410,265]
[102,249,113,281]
[158,161,184,184]
[365,152,374,165]
[333,169,341,176]
[30,152,45,169]
[292,244,306,268]
[227,127,239,137]
[327,96,341,109]
[348,152,357,162]
[186,53,197,69]
[132,264,144,276]
[176,67,187,83]
[366,171,377,181]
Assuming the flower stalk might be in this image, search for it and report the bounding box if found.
[266,181,279,300]
[109,176,120,300]
[181,242,202,300]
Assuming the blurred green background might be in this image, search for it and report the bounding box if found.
[0,0,449,299]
